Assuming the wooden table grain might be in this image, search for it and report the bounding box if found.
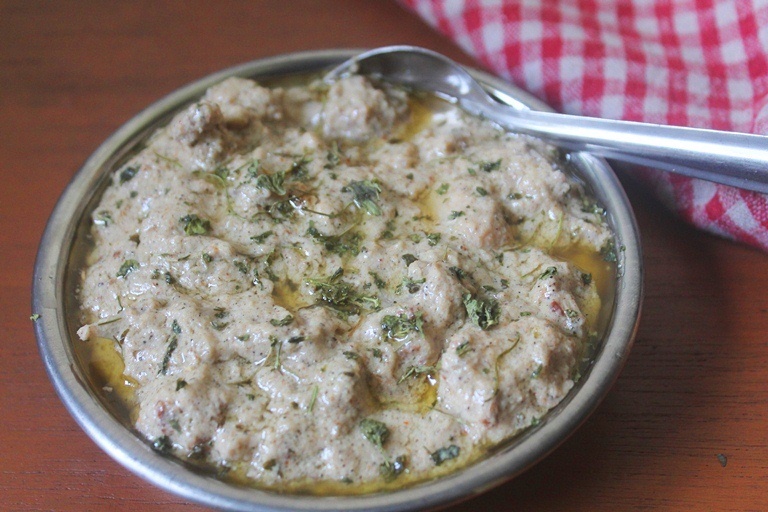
[3,1,767,510]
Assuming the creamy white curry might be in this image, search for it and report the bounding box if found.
[76,74,615,493]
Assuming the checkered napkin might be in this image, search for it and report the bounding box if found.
[400,0,768,251]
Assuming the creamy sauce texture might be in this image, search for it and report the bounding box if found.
[76,74,614,492]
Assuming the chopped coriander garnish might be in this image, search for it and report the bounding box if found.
[287,156,311,180]
[308,268,351,307]
[176,379,187,391]
[359,418,389,449]
[193,168,229,189]
[480,159,502,172]
[307,268,374,319]
[398,276,425,294]
[476,187,488,196]
[581,201,605,215]
[456,341,472,357]
[325,142,342,169]
[267,197,297,219]
[180,214,211,236]
[234,260,249,274]
[408,233,422,243]
[255,170,286,195]
[211,321,229,331]
[342,351,359,360]
[356,294,382,311]
[116,259,140,278]
[539,266,558,280]
[431,444,460,465]
[448,210,465,220]
[251,230,274,244]
[449,266,469,280]
[436,183,449,195]
[119,165,139,184]
[380,456,406,482]
[213,165,229,181]
[343,180,382,216]
[96,316,120,327]
[426,233,441,246]
[488,333,521,398]
[245,160,260,178]
[30,313,40,322]
[581,272,593,285]
[381,312,423,340]
[463,293,500,330]
[94,211,113,227]
[601,240,618,262]
[381,219,396,239]
[152,435,172,454]
[402,254,417,266]
[306,222,362,256]
[171,319,181,334]
[270,336,282,371]
[369,271,386,289]
[159,334,178,375]
[397,364,435,384]
[531,364,543,379]
[308,385,319,412]
[270,314,294,327]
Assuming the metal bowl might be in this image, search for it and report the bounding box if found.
[32,49,642,511]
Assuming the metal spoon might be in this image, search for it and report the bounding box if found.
[326,45,768,194]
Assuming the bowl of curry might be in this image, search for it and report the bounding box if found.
[33,48,642,511]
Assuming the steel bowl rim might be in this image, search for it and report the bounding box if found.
[32,47,643,512]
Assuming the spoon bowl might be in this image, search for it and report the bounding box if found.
[326,45,490,107]
[328,45,768,194]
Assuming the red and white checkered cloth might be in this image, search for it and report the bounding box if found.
[400,0,768,251]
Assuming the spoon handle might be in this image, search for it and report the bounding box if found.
[479,103,768,194]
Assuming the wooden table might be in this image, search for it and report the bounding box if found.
[3,1,766,510]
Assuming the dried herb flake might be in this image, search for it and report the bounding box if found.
[180,214,211,236]
[117,259,140,278]
[463,293,500,330]
[344,180,382,216]
[431,444,460,466]
[360,418,389,449]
